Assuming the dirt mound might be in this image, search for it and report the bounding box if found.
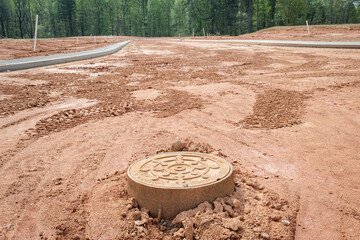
[121,168,297,240]
[29,102,131,138]
[238,89,307,129]
[0,84,49,117]
[139,90,203,118]
[116,141,298,240]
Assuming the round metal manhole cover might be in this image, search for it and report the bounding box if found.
[127,152,234,219]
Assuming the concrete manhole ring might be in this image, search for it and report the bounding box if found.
[127,152,234,220]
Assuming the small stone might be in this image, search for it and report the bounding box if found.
[183,218,194,240]
[228,197,241,209]
[135,219,146,226]
[130,211,142,221]
[8,224,12,228]
[253,226,262,232]
[273,203,282,210]
[214,200,224,213]
[169,227,178,233]
[261,232,270,239]
[171,141,186,151]
[136,226,146,233]
[223,204,235,217]
[172,201,211,226]
[174,228,185,238]
[271,214,281,221]
[120,211,127,218]
[282,220,291,226]
[222,217,243,231]
[130,198,139,208]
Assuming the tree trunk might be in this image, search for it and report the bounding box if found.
[224,8,227,35]
[1,15,7,37]
[18,14,23,38]
[255,0,258,31]
[123,0,127,35]
[269,0,276,27]
[233,14,236,36]
[247,0,253,33]
[28,0,33,38]
[116,6,120,36]
[240,11,243,34]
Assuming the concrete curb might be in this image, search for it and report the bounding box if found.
[181,39,360,49]
[0,40,131,72]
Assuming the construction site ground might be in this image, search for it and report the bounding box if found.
[0,25,359,240]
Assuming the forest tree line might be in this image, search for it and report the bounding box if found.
[0,0,359,39]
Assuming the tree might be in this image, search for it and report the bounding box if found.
[276,0,309,25]
[0,0,11,37]
[1,0,359,39]
[58,0,75,36]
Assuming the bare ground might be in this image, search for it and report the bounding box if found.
[0,37,121,60]
[0,27,359,240]
[190,24,360,42]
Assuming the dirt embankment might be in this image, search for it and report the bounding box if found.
[189,24,360,42]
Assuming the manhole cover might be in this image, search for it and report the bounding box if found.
[127,152,234,220]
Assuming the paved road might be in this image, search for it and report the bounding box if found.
[0,40,131,72]
[181,39,360,49]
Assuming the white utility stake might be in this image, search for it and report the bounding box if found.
[76,37,79,44]
[306,20,311,35]
[203,28,205,37]
[34,14,38,52]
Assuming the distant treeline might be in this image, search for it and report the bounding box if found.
[0,0,359,38]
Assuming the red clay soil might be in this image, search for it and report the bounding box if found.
[0,26,359,240]
[0,37,121,60]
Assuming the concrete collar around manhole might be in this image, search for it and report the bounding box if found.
[126,151,234,220]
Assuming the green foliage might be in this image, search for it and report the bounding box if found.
[0,0,359,38]
[276,0,309,25]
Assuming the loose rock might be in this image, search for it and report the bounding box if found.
[183,218,194,240]
[222,217,243,231]
[171,141,186,151]
[282,220,291,225]
[261,232,270,239]
[213,200,224,213]
[174,228,185,238]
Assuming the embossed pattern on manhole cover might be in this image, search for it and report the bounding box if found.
[128,152,232,188]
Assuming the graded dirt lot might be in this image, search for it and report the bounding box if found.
[0,37,122,60]
[0,26,359,240]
